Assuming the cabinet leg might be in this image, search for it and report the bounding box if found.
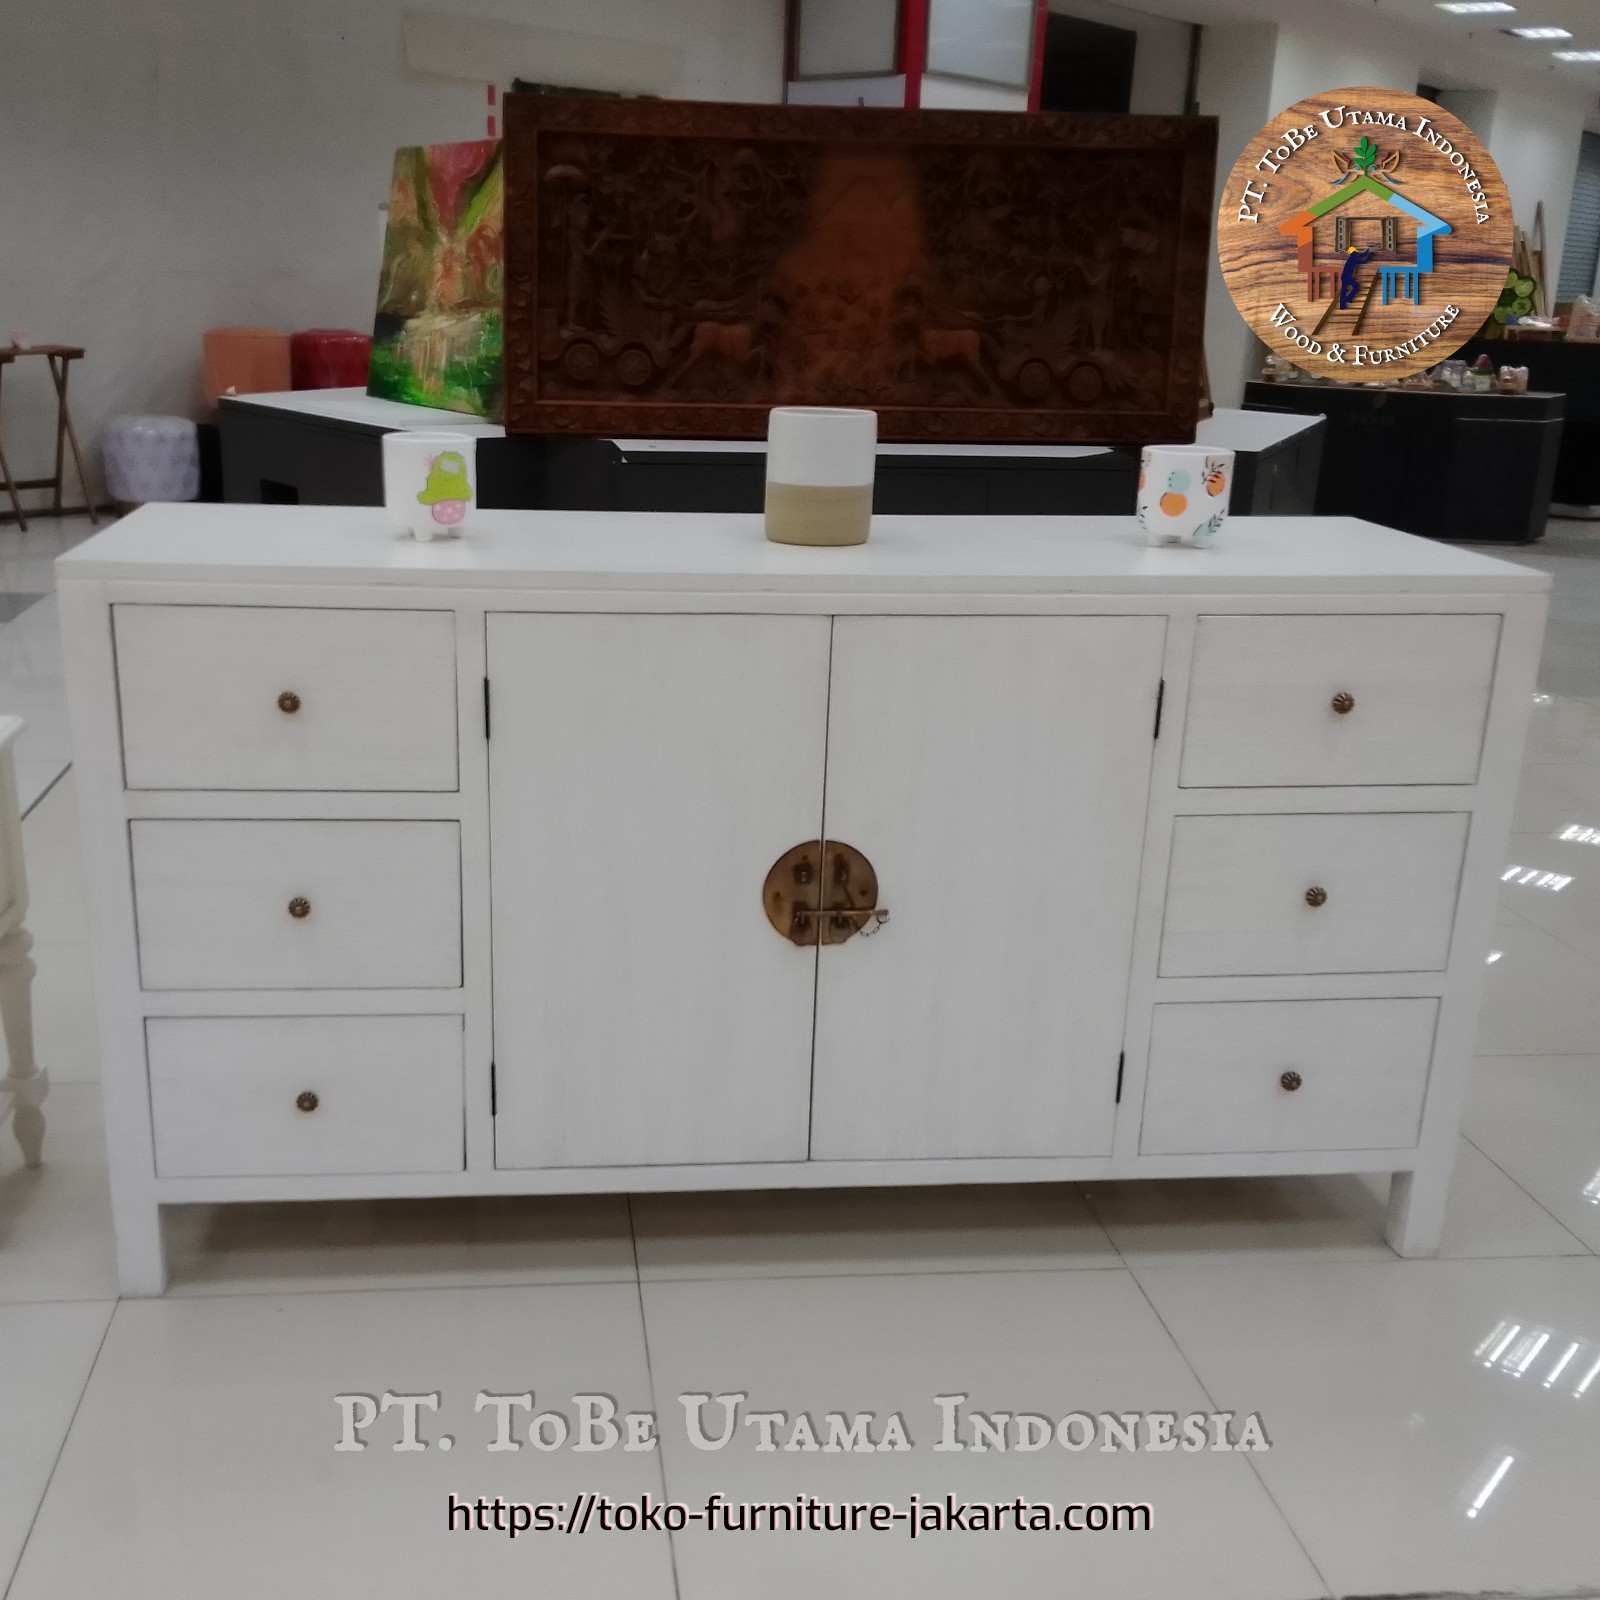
[1385,1164,1450,1258]
[0,927,46,1167]
[117,1199,168,1297]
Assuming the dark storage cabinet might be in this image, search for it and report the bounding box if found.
[1458,337,1600,513]
[1243,381,1562,543]
[219,392,1324,521]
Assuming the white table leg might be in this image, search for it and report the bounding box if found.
[1385,1163,1449,1257]
[115,1197,168,1297]
[0,926,45,1167]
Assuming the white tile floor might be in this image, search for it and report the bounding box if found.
[5,514,1600,1597]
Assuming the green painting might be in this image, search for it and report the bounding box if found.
[368,139,503,420]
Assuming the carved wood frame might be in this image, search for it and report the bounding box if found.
[503,95,1217,443]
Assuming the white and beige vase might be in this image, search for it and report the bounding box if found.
[764,407,878,547]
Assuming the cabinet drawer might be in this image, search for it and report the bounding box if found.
[1160,812,1467,976]
[1179,614,1500,788]
[132,820,462,990]
[1139,998,1437,1155]
[115,605,458,791]
[148,1015,464,1178]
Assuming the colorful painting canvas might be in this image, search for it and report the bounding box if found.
[368,139,504,419]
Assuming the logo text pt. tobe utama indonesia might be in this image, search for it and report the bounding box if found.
[1218,88,1512,383]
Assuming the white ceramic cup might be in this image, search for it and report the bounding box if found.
[1137,445,1235,547]
[382,431,477,541]
[764,406,877,547]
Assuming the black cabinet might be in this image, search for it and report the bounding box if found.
[1458,337,1600,512]
[1242,381,1562,543]
[219,397,543,509]
[541,438,1136,515]
[219,392,1324,521]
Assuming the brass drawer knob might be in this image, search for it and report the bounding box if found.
[288,896,312,919]
[1279,1070,1303,1093]
[1304,886,1328,907]
[296,1090,319,1112]
[1331,692,1355,715]
[277,691,302,714]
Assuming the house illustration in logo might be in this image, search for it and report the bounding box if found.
[1278,140,1451,314]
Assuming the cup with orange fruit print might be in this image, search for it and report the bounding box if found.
[1137,446,1235,548]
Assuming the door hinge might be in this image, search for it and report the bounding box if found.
[1152,679,1165,741]
[1115,1051,1125,1104]
[483,676,491,740]
[490,1060,497,1116]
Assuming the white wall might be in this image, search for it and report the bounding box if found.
[0,0,784,499]
[1429,87,1584,297]
[1195,20,1278,409]
[919,76,1029,110]
[1479,88,1587,302]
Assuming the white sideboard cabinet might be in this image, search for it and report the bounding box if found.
[58,506,1547,1295]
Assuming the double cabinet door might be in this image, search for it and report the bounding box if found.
[487,612,1165,1170]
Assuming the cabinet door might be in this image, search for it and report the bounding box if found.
[488,613,830,1168]
[810,616,1165,1161]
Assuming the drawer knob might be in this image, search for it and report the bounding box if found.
[287,896,312,919]
[1304,886,1328,908]
[277,691,302,714]
[1331,691,1355,715]
[1279,1070,1303,1093]
[296,1090,319,1113]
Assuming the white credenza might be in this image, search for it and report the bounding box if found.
[59,506,1547,1295]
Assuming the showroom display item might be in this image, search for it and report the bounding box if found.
[102,415,200,507]
[59,506,1545,1295]
[1138,445,1234,546]
[0,343,98,529]
[382,431,477,539]
[368,139,503,420]
[202,328,291,404]
[502,95,1216,443]
[764,406,877,546]
[290,329,373,390]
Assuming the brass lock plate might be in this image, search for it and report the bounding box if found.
[763,840,883,947]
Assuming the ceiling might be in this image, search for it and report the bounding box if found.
[1113,0,1600,94]
[1354,0,1600,81]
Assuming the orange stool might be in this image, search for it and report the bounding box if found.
[202,327,291,405]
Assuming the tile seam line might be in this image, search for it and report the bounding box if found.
[0,1293,125,1308]
[1077,1180,1133,1267]
[20,761,70,820]
[1493,904,1600,974]
[139,1270,643,1303]
[634,1261,1136,1286]
[1459,1132,1596,1257]
[628,1193,684,1600]
[1124,1265,1336,1600]
[1,1297,117,1600]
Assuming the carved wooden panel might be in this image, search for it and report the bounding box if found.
[503,97,1216,443]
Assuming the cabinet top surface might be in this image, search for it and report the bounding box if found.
[58,505,1549,596]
